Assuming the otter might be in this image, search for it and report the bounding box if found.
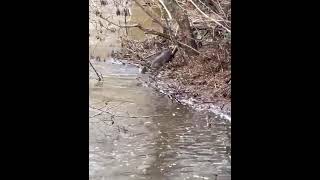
[140,47,178,74]
[151,49,173,69]
[151,47,178,68]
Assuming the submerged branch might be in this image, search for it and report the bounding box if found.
[89,59,102,81]
[89,105,173,119]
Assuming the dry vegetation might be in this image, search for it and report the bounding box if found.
[90,0,231,111]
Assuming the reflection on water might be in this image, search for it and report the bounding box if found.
[89,60,231,180]
[89,0,161,58]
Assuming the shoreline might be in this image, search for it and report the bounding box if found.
[112,58,231,122]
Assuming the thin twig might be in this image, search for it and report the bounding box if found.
[90,104,173,118]
[188,0,230,33]
[132,0,167,29]
[144,51,161,60]
[158,0,172,20]
[197,0,226,22]
[99,15,202,55]
[89,59,102,81]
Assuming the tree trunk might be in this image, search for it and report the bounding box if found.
[163,0,197,54]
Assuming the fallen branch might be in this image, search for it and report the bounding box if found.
[113,114,173,118]
[144,51,162,60]
[90,104,173,119]
[176,41,201,55]
[99,15,202,55]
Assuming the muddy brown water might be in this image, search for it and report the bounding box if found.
[89,1,231,180]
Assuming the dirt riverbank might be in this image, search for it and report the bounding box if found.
[111,36,231,120]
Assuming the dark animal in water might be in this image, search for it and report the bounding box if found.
[140,47,178,74]
[151,50,173,69]
[151,47,178,69]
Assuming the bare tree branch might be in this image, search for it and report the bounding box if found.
[158,0,172,20]
[132,0,167,29]
[99,14,202,55]
[89,59,102,81]
[188,0,231,33]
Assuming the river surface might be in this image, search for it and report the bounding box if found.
[89,1,231,180]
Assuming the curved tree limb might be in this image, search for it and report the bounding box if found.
[158,0,172,20]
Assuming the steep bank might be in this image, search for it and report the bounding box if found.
[112,36,231,120]
[90,0,231,120]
